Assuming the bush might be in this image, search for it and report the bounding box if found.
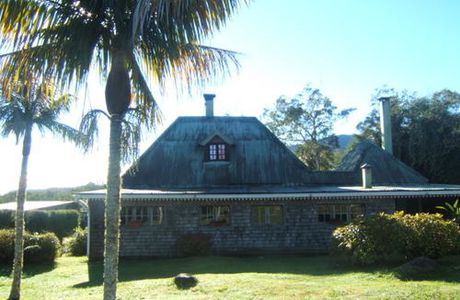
[0,210,14,228]
[400,213,459,258]
[332,212,408,265]
[63,227,87,256]
[26,232,61,262]
[26,210,80,240]
[0,229,61,265]
[332,212,460,265]
[26,211,49,233]
[0,229,15,263]
[0,209,80,239]
[176,233,212,257]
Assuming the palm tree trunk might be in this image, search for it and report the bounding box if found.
[9,125,32,300]
[103,114,122,300]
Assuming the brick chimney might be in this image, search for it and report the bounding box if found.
[204,94,215,117]
[379,97,393,155]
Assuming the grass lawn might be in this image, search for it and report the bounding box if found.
[0,255,459,299]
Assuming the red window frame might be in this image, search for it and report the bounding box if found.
[206,136,229,161]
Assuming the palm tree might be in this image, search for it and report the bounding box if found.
[0,1,247,299]
[0,77,82,300]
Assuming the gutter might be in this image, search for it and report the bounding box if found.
[76,189,460,201]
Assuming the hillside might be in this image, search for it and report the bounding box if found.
[0,182,105,203]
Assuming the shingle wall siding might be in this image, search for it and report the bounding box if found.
[88,199,105,259]
[88,198,395,258]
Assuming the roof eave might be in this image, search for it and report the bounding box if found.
[76,189,460,201]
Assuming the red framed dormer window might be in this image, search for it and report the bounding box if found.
[201,133,233,162]
[208,143,227,161]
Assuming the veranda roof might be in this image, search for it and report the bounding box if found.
[76,184,460,201]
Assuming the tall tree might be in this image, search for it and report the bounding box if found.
[0,1,247,299]
[0,77,81,300]
[357,87,460,184]
[263,86,354,170]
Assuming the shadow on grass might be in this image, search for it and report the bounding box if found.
[72,254,460,288]
[72,260,103,288]
[72,254,408,288]
[392,255,460,283]
[0,262,56,278]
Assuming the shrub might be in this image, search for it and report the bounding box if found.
[63,227,87,256]
[27,232,61,262]
[26,209,80,240]
[26,211,49,233]
[332,212,460,265]
[0,210,14,228]
[46,210,80,239]
[24,245,42,263]
[0,229,15,262]
[332,212,408,265]
[400,213,459,259]
[176,233,212,257]
[436,199,460,224]
[0,229,61,265]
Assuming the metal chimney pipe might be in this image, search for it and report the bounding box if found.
[361,163,373,189]
[379,97,393,155]
[204,94,215,117]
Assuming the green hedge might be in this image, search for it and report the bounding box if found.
[332,212,460,265]
[0,210,14,228]
[0,229,61,265]
[63,227,87,256]
[0,209,80,240]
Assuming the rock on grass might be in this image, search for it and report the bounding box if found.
[174,273,198,289]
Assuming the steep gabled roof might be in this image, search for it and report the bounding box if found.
[336,140,428,185]
[123,117,311,189]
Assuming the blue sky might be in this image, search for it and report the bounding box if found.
[1,0,460,195]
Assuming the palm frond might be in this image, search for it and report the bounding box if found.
[0,76,83,147]
[36,120,85,144]
[153,0,250,42]
[136,42,240,94]
[129,52,163,128]
[0,0,104,91]
[0,0,51,48]
[120,117,142,164]
[79,109,110,152]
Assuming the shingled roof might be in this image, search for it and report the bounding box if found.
[123,117,312,189]
[336,140,428,185]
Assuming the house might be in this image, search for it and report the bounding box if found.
[77,95,460,258]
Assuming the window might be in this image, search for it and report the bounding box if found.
[200,206,230,225]
[318,205,331,222]
[208,143,227,161]
[317,204,364,223]
[150,206,163,224]
[251,206,283,224]
[205,136,229,161]
[334,204,348,222]
[121,206,163,226]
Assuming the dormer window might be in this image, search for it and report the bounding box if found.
[206,136,228,161]
[208,143,227,161]
[200,133,233,162]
